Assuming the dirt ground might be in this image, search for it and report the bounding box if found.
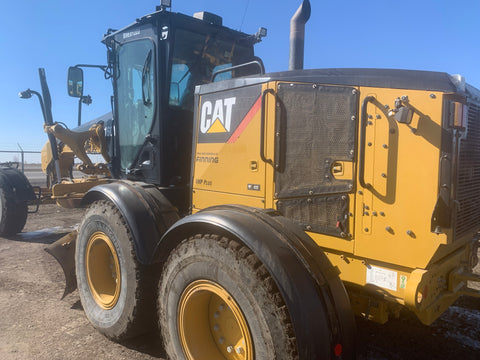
[0,204,479,359]
[0,205,165,360]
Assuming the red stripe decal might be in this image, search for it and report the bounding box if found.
[226,96,262,144]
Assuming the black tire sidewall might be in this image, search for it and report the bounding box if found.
[76,207,138,339]
[159,236,297,360]
[0,186,28,236]
[0,188,7,234]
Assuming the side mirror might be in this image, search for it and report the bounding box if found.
[67,67,84,98]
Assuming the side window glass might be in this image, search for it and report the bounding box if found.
[212,63,232,82]
[170,63,191,106]
[168,29,252,111]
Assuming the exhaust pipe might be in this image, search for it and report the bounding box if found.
[289,0,311,71]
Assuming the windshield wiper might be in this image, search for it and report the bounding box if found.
[142,50,153,105]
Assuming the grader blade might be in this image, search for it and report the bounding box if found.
[45,230,77,299]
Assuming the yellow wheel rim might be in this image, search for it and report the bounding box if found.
[85,231,121,310]
[178,280,253,360]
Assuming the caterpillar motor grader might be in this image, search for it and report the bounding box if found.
[5,0,480,358]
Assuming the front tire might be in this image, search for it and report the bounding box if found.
[76,200,158,341]
[158,234,298,360]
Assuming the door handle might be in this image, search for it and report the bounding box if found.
[332,162,343,175]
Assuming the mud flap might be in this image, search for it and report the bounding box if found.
[45,230,78,298]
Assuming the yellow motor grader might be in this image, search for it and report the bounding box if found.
[4,1,480,359]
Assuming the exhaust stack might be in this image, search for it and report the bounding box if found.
[289,0,311,71]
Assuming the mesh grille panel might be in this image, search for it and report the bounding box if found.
[277,195,349,237]
[275,83,357,198]
[273,83,356,239]
[455,102,480,239]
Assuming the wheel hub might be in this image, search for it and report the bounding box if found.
[85,231,121,310]
[178,280,253,360]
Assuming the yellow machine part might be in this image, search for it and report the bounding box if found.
[352,87,446,269]
[192,81,480,324]
[51,177,110,208]
[44,122,111,176]
[192,82,276,211]
[315,87,480,323]
[41,141,75,178]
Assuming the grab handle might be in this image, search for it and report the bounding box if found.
[358,96,376,189]
[260,89,276,165]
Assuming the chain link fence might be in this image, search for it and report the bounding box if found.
[0,149,42,173]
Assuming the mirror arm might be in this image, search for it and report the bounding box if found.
[74,64,112,79]
[74,64,108,72]
[77,98,82,127]
[77,95,92,126]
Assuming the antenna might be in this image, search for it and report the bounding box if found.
[240,0,250,31]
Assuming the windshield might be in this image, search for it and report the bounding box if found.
[169,29,252,110]
[116,39,155,169]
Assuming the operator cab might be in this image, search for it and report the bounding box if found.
[100,6,264,212]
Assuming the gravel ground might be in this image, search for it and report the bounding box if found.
[0,204,479,359]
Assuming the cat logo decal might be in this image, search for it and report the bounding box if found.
[200,97,236,134]
[197,84,263,144]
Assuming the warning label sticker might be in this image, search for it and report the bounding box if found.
[366,266,397,291]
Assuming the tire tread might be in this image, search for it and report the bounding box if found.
[158,234,298,360]
[77,200,159,341]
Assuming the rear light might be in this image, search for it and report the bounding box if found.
[334,343,343,357]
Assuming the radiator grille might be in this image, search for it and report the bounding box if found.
[455,101,480,239]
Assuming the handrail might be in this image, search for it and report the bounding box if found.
[211,60,265,82]
[260,88,276,166]
[358,96,376,189]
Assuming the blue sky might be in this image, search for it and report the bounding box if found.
[1,0,479,161]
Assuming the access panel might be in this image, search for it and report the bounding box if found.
[275,83,358,237]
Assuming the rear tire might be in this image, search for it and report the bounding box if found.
[0,185,28,236]
[158,234,298,360]
[76,200,158,341]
